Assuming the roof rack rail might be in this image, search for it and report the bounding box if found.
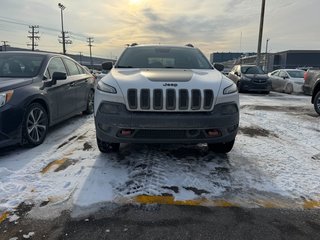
[130,43,138,47]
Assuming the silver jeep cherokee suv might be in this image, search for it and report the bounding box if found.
[94,44,239,153]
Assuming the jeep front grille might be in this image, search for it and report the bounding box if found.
[127,88,214,111]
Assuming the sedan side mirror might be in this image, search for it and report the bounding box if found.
[42,72,67,88]
[52,72,67,85]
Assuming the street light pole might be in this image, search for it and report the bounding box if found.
[256,0,266,66]
[265,38,270,71]
[58,3,66,55]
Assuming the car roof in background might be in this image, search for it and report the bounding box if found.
[274,69,305,71]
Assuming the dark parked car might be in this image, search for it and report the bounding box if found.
[228,65,271,93]
[0,51,95,148]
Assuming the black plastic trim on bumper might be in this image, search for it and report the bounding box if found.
[95,101,239,144]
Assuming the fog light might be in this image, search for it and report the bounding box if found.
[206,129,221,137]
[119,129,134,136]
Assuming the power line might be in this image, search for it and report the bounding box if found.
[0,17,88,40]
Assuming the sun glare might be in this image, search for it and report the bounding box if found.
[129,0,142,5]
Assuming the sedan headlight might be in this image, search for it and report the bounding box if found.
[97,81,117,94]
[223,84,237,95]
[0,90,14,107]
[241,76,251,81]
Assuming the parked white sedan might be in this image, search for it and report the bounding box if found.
[268,69,305,94]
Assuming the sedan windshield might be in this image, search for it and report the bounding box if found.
[287,70,304,78]
[0,54,45,78]
[241,66,265,74]
[116,46,213,69]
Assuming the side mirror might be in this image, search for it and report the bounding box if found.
[102,62,113,71]
[52,72,67,85]
[213,63,224,72]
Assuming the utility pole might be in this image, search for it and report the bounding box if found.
[87,37,94,69]
[256,0,266,66]
[265,38,270,71]
[58,3,66,54]
[79,52,83,64]
[58,3,72,54]
[27,25,40,51]
[1,41,9,51]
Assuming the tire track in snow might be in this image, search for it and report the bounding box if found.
[114,144,233,201]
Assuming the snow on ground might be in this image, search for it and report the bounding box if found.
[0,92,319,218]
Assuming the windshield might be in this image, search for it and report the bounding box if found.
[116,46,213,69]
[241,66,265,74]
[0,54,45,78]
[287,70,304,78]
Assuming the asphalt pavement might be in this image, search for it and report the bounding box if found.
[1,204,320,240]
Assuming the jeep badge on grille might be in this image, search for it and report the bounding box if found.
[163,83,178,87]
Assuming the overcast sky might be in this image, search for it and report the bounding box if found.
[0,0,319,59]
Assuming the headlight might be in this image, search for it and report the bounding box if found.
[97,81,117,94]
[242,76,251,81]
[223,84,237,95]
[0,90,14,107]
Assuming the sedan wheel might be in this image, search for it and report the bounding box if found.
[22,103,48,147]
[285,84,293,94]
[314,91,320,115]
[84,90,94,114]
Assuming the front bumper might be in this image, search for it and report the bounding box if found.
[0,104,24,148]
[240,80,271,92]
[95,102,239,144]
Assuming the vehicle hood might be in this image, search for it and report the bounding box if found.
[105,68,223,95]
[0,78,33,92]
[243,74,269,79]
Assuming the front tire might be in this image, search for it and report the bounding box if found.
[22,103,49,147]
[314,91,320,115]
[208,139,235,153]
[97,137,120,153]
[236,81,242,93]
[83,90,94,115]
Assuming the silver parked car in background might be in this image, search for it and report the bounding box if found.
[268,69,304,94]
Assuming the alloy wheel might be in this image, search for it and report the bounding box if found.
[27,107,47,143]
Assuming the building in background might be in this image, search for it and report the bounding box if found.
[214,50,320,73]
